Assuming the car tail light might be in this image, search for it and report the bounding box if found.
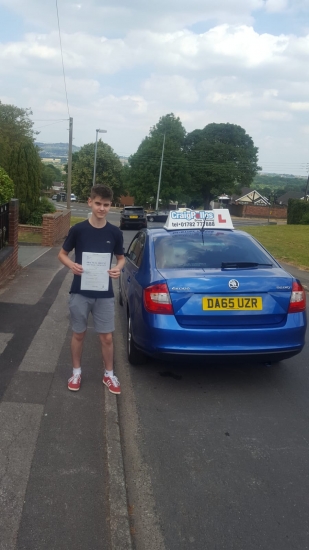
[288,281,307,313]
[143,283,173,314]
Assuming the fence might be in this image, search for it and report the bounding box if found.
[0,202,9,250]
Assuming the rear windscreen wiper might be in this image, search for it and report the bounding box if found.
[221,262,273,269]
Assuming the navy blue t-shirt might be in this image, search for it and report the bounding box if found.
[62,220,124,298]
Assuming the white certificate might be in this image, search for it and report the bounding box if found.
[80,252,111,291]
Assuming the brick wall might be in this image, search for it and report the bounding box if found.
[42,210,71,247]
[0,199,19,287]
[18,224,43,235]
[229,203,287,219]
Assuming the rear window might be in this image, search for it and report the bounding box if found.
[154,231,274,269]
[124,208,144,213]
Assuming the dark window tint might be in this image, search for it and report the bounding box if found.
[124,208,144,214]
[134,233,145,267]
[127,236,140,263]
[154,231,275,269]
[127,232,145,266]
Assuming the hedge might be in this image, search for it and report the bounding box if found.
[287,198,309,224]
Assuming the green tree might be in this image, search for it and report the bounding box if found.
[0,102,42,222]
[0,166,14,204]
[41,163,63,190]
[127,113,190,207]
[69,141,124,201]
[8,140,42,223]
[184,123,261,208]
[0,102,36,171]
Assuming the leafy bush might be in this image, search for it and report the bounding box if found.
[300,211,309,224]
[287,198,309,224]
[27,196,56,226]
[0,166,14,204]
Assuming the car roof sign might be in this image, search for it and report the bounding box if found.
[163,209,234,231]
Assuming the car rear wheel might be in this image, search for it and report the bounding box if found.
[127,312,145,365]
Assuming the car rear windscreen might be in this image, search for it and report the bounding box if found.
[154,231,275,269]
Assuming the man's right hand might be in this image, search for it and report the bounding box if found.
[71,262,83,275]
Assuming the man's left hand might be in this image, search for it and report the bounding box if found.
[108,267,121,279]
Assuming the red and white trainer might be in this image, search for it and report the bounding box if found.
[103,374,121,395]
[68,373,81,391]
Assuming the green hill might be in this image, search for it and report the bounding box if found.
[36,142,80,160]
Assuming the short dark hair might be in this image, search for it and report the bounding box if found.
[90,185,113,201]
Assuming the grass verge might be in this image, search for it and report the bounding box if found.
[18,231,42,244]
[71,216,86,226]
[238,225,309,270]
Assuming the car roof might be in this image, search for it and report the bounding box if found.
[145,227,237,238]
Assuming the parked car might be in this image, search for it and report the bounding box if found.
[56,192,67,202]
[120,206,147,230]
[70,193,77,202]
[147,210,169,222]
[51,194,57,200]
[119,209,307,365]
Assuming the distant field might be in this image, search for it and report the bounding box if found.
[238,225,309,270]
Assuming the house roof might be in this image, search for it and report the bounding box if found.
[277,191,304,205]
[235,190,270,205]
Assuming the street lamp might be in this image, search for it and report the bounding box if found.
[93,128,107,186]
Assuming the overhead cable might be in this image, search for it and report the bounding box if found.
[55,0,70,119]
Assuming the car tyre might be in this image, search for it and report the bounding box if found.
[148,216,154,222]
[127,312,145,365]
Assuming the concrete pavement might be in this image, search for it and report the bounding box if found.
[0,245,132,550]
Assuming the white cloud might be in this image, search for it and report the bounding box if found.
[0,1,309,174]
[143,75,199,104]
[0,0,265,33]
[290,102,309,111]
[206,91,253,107]
[0,25,294,78]
[264,0,288,13]
[260,110,292,121]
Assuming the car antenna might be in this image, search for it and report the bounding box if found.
[200,209,207,245]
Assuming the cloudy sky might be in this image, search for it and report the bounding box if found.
[1,0,309,175]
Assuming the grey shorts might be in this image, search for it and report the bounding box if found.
[68,293,115,334]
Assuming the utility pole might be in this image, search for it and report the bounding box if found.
[304,173,309,202]
[155,133,166,211]
[66,117,73,210]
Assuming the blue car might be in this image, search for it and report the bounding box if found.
[119,210,307,365]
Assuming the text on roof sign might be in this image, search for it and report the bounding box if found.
[164,209,234,230]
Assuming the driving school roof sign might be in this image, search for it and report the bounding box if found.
[164,209,234,230]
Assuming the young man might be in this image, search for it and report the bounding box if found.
[58,185,125,394]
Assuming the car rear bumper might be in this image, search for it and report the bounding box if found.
[133,311,307,361]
